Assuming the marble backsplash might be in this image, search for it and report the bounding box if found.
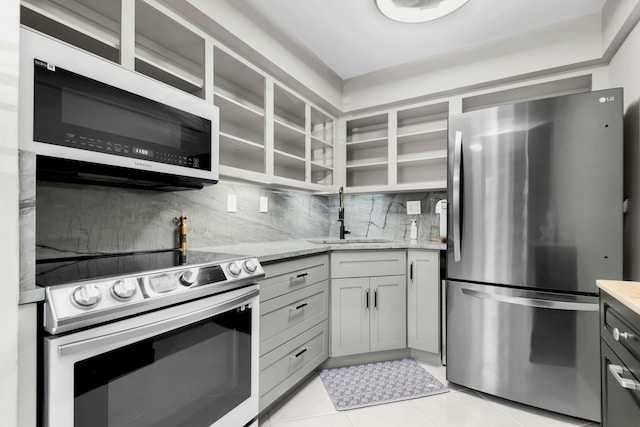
[329,191,447,243]
[35,180,446,259]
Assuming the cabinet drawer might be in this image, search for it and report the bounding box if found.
[601,340,640,426]
[260,280,329,355]
[259,321,329,411]
[331,250,406,278]
[602,292,640,363]
[261,255,329,302]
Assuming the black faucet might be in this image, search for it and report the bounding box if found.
[338,186,351,239]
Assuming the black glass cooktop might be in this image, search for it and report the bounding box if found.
[36,249,246,287]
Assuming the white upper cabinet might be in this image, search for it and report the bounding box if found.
[345,113,389,189]
[343,102,448,193]
[21,0,121,63]
[214,47,266,177]
[395,102,448,190]
[134,0,205,97]
[20,0,337,192]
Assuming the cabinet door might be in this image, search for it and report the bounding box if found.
[407,250,440,353]
[331,278,370,357]
[370,275,406,352]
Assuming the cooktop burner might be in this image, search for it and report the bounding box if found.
[39,249,264,335]
[36,249,247,287]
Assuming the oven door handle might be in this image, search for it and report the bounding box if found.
[58,287,259,357]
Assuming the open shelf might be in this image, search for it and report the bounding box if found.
[397,157,447,185]
[135,0,204,97]
[274,120,305,158]
[21,0,120,63]
[347,163,388,187]
[311,143,333,168]
[397,131,447,162]
[311,107,334,146]
[347,144,388,167]
[311,162,333,185]
[219,133,265,173]
[346,113,389,188]
[214,47,265,110]
[274,150,305,181]
[274,84,305,131]
[394,102,448,187]
[347,113,388,143]
[215,95,264,144]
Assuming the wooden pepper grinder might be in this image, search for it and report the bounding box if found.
[175,215,188,251]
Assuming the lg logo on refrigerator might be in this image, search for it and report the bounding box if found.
[599,96,615,103]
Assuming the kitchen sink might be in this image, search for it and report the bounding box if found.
[307,238,396,244]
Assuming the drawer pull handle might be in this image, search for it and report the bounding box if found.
[289,347,308,360]
[609,364,640,390]
[613,327,632,341]
[290,272,309,282]
[374,288,378,310]
[289,302,308,311]
[365,288,370,310]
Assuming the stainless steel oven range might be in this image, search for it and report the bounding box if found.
[37,249,263,427]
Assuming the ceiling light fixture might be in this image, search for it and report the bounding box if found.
[375,0,470,23]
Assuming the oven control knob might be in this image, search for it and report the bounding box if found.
[72,284,102,307]
[180,270,198,286]
[243,259,257,273]
[111,280,137,300]
[227,262,242,277]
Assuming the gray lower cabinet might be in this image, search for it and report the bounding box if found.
[330,251,407,357]
[600,290,640,426]
[259,255,330,412]
[407,250,440,354]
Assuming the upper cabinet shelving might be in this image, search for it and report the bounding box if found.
[310,107,334,186]
[343,102,448,193]
[21,0,337,192]
[274,85,306,182]
[21,0,121,63]
[395,102,448,187]
[214,47,266,176]
[346,114,389,188]
[134,0,205,97]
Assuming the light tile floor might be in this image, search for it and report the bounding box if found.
[260,363,599,427]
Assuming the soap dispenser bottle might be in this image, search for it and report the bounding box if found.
[410,219,417,241]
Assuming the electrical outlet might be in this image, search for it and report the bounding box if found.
[407,200,421,215]
[227,194,237,213]
[260,196,268,213]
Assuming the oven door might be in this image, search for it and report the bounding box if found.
[44,285,259,427]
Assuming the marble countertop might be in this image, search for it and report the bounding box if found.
[597,280,640,315]
[22,239,445,303]
[197,239,446,263]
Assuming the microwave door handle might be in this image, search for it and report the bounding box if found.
[58,287,258,357]
[452,131,463,262]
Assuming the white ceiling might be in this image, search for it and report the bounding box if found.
[259,0,606,80]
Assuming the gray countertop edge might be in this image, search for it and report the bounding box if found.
[19,287,45,304]
[197,239,447,264]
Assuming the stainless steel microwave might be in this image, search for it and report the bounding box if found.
[19,28,219,190]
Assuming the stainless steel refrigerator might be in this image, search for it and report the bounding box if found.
[446,88,623,422]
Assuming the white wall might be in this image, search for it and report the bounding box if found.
[0,0,21,425]
[609,18,640,279]
[343,14,604,112]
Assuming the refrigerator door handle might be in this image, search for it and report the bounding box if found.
[452,131,463,262]
[461,288,599,311]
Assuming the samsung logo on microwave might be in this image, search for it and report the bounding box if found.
[134,162,153,169]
